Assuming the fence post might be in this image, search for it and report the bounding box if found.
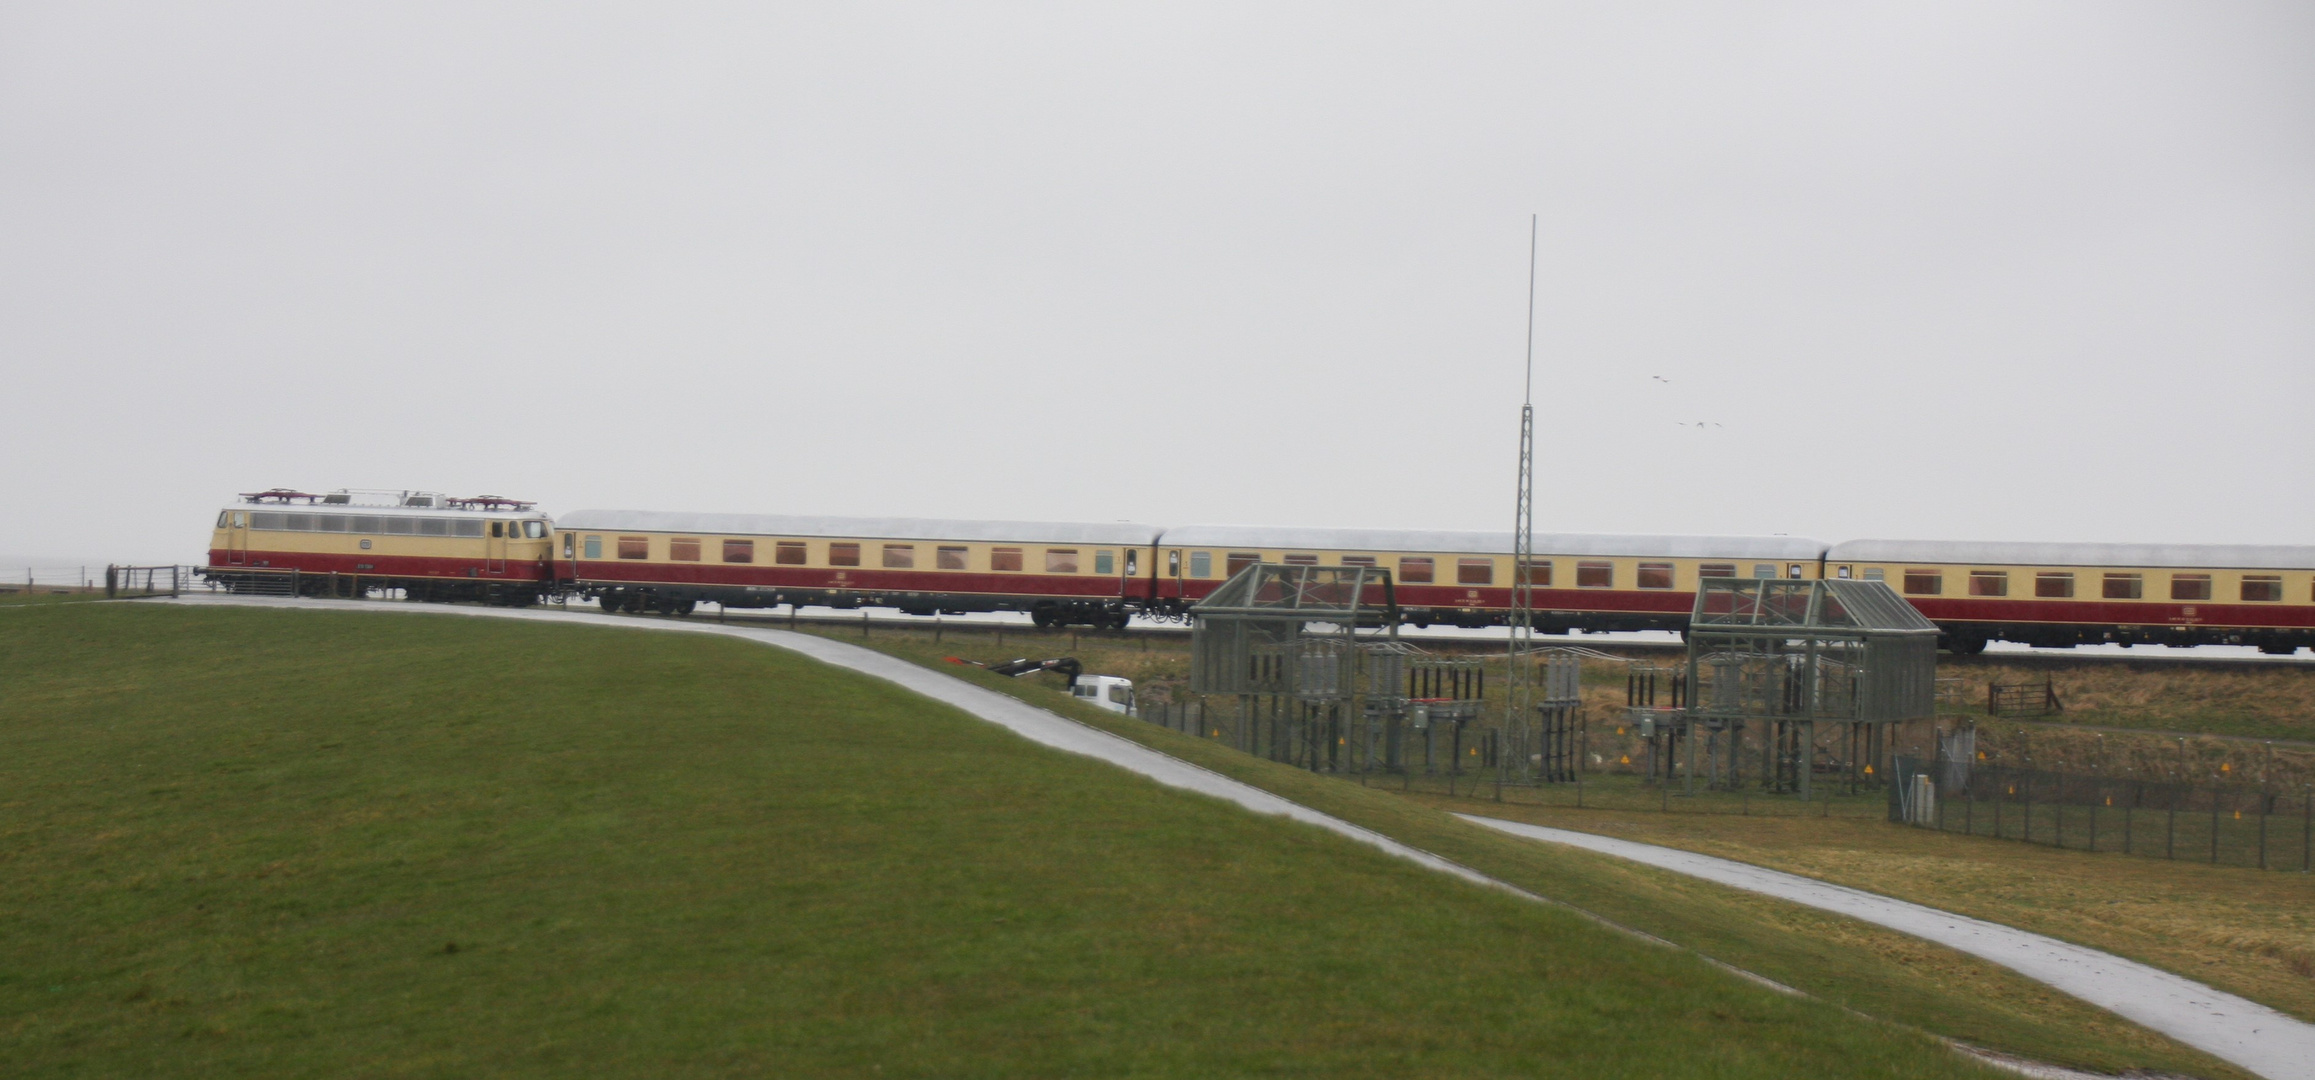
[2259,788,2268,870]
[2211,783,2221,865]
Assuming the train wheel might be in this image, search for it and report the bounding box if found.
[1944,634,1988,656]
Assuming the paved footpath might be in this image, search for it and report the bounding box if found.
[144,596,2315,1078]
[1462,814,2315,1080]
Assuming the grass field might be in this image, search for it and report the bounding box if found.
[0,604,2051,1078]
[830,624,2270,1079]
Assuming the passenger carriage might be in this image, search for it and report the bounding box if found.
[206,489,554,602]
[1827,540,2315,654]
[554,511,1161,627]
[1147,526,1827,631]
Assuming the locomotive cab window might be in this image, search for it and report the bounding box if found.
[1637,562,1674,590]
[617,536,649,560]
[828,543,861,567]
[1457,558,1494,585]
[1903,569,1942,595]
[1577,561,1614,588]
[670,538,701,562]
[491,522,504,538]
[775,541,806,565]
[883,544,915,568]
[723,539,754,563]
[937,546,968,570]
[1045,549,1078,574]
[1188,551,1210,578]
[1968,571,2008,597]
[991,547,1023,572]
[525,521,548,539]
[216,511,231,529]
[1398,556,1434,584]
[2241,575,2283,602]
[2035,572,2074,598]
[2103,573,2142,599]
[2170,574,2212,601]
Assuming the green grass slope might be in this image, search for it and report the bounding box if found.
[3,605,2003,1079]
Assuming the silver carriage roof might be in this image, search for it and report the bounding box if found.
[556,510,1163,547]
[231,489,543,515]
[1826,538,2315,571]
[1154,524,1828,560]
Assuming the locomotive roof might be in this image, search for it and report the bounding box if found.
[1154,525,1828,560]
[1827,538,2315,570]
[556,510,1163,546]
[220,502,544,518]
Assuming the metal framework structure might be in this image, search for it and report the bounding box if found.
[1504,214,1541,791]
[1682,578,1940,798]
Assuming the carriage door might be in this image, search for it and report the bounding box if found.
[486,520,509,574]
[226,511,248,565]
[1166,549,1183,603]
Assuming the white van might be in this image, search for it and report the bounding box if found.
[1070,674,1135,715]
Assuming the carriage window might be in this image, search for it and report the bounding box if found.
[2170,574,2211,601]
[2103,573,2142,599]
[1834,565,1851,579]
[1226,552,1261,576]
[991,547,1023,572]
[1903,569,1941,595]
[1458,558,1494,585]
[1045,549,1078,574]
[1968,571,2008,597]
[1397,556,1434,583]
[723,539,754,563]
[1519,560,1552,587]
[1340,555,1376,567]
[584,535,602,559]
[1789,564,1804,579]
[1188,551,1211,577]
[883,544,915,568]
[563,533,575,558]
[1095,551,1115,574]
[1577,561,1614,588]
[1699,563,1736,578]
[617,536,649,559]
[1752,564,1777,579]
[670,538,701,562]
[2035,572,2074,598]
[1637,562,1675,590]
[2241,575,2282,602]
[1124,549,1138,575]
[828,543,860,567]
[1283,554,1319,566]
[1861,567,1884,581]
[775,541,806,565]
[938,546,968,570]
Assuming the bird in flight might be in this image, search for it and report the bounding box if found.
[1650,375,1671,383]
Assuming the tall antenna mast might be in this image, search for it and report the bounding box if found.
[1506,214,1539,787]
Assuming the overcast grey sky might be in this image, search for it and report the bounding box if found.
[3,2,2309,564]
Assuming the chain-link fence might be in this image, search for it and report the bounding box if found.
[1890,755,2314,872]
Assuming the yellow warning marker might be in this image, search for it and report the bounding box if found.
[1863,764,1874,776]
[1620,754,1631,765]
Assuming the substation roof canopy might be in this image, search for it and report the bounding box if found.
[1692,579,1939,634]
[1190,563,1394,620]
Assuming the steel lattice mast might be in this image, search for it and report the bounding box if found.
[1505,215,1539,785]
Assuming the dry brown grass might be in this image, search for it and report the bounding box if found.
[1944,657,2315,743]
[1414,793,2315,1025]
